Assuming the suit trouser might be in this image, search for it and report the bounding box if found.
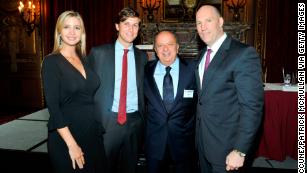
[147,142,195,173]
[198,147,242,173]
[103,111,144,173]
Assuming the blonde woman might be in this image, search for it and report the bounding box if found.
[41,11,105,173]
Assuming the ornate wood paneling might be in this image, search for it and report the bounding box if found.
[140,22,251,59]
[0,0,43,110]
[254,0,267,81]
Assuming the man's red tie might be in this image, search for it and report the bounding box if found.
[204,49,212,71]
[118,49,129,125]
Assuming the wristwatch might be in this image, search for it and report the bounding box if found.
[233,149,246,157]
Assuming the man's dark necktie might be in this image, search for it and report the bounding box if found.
[118,49,128,125]
[163,66,174,113]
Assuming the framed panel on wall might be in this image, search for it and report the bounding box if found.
[163,0,184,22]
[197,0,222,14]
[163,0,221,22]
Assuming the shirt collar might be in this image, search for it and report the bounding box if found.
[157,57,179,72]
[115,40,133,51]
[208,33,227,52]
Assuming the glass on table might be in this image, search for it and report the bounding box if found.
[283,73,291,86]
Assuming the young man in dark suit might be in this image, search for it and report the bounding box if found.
[195,5,264,173]
[87,7,147,173]
[144,30,197,173]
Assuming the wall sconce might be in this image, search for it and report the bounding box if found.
[139,0,161,22]
[182,0,199,20]
[225,0,246,22]
[18,0,40,36]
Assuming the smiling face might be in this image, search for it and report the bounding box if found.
[154,31,179,66]
[115,17,140,48]
[196,5,224,47]
[60,16,82,47]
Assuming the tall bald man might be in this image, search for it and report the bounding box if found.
[195,5,264,173]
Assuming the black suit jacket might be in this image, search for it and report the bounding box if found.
[144,58,197,161]
[87,43,148,126]
[195,36,264,164]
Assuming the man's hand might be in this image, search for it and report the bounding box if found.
[225,150,245,171]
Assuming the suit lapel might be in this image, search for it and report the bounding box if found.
[102,44,115,78]
[148,59,187,114]
[110,46,115,86]
[195,49,206,92]
[172,59,188,107]
[146,60,164,102]
[109,45,116,107]
[200,36,232,97]
[148,59,190,113]
[134,47,142,89]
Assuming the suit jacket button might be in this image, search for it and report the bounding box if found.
[199,102,202,105]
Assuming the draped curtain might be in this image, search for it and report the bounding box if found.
[42,0,124,56]
[265,0,298,82]
[41,0,301,83]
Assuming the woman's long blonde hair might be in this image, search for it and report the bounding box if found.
[52,11,86,57]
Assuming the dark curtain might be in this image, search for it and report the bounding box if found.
[265,0,298,82]
[42,0,124,56]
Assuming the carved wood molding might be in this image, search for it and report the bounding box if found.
[140,22,251,58]
[223,22,251,42]
[254,0,267,82]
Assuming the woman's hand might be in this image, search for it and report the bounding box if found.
[68,143,85,169]
[56,127,86,169]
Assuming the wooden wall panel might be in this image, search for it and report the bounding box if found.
[0,0,43,111]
